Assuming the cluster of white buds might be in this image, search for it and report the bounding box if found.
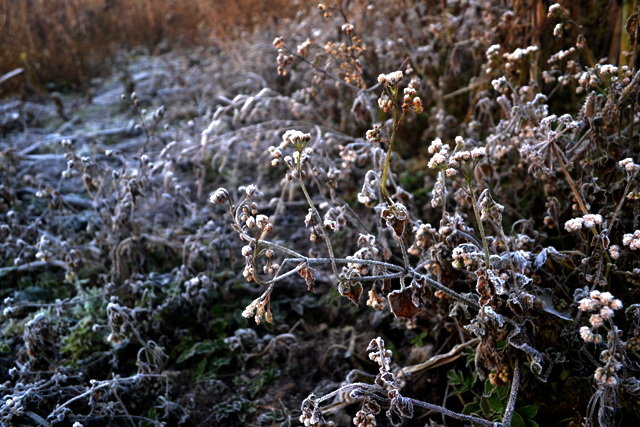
[427,138,450,169]
[242,264,255,282]
[401,87,423,113]
[594,338,624,387]
[366,287,386,311]
[622,230,640,250]
[618,158,640,174]
[597,64,618,78]
[296,38,312,57]
[273,36,285,49]
[430,137,487,178]
[269,130,313,178]
[353,396,381,427]
[594,364,620,386]
[452,244,485,270]
[353,411,376,427]
[491,76,509,94]
[407,222,437,256]
[35,235,54,262]
[377,70,403,86]
[553,23,564,37]
[579,324,603,344]
[242,295,273,324]
[574,64,634,93]
[240,208,272,233]
[365,123,382,142]
[608,244,621,259]
[564,213,603,232]
[304,208,321,242]
[578,290,622,343]
[377,93,393,113]
[431,172,445,207]
[547,3,567,19]
[341,22,354,34]
[486,44,501,63]
[281,129,311,148]
[273,36,293,76]
[503,46,539,67]
[209,187,229,204]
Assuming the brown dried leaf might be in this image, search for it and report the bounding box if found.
[339,280,363,305]
[298,264,316,292]
[388,287,420,319]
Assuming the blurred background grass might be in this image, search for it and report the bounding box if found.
[0,0,309,95]
[0,0,636,96]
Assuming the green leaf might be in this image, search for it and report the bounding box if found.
[483,380,497,397]
[194,358,208,378]
[211,357,231,370]
[462,401,481,416]
[480,397,492,416]
[410,331,428,347]
[177,340,216,363]
[518,404,539,420]
[487,394,505,414]
[511,412,526,427]
[447,370,473,394]
[495,384,509,400]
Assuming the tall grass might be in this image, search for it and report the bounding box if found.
[0,0,307,94]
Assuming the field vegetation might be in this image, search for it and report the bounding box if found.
[1,0,640,426]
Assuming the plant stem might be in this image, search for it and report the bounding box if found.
[551,142,600,238]
[608,171,637,236]
[380,88,403,205]
[298,163,338,278]
[467,178,492,269]
[502,359,520,426]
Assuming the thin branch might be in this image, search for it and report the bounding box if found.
[502,359,521,426]
[409,397,499,427]
[399,338,481,377]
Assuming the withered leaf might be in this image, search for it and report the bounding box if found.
[297,263,316,292]
[339,280,363,305]
[388,287,420,319]
[391,218,408,237]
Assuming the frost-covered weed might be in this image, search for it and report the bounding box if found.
[2,0,640,426]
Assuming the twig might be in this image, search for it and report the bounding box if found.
[410,397,499,427]
[502,359,521,426]
[398,338,481,376]
[316,382,498,427]
[0,68,24,85]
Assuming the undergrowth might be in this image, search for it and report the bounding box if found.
[1,0,640,426]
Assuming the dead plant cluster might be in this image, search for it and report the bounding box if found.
[1,0,640,426]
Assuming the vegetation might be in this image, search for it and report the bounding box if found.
[1,0,640,426]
